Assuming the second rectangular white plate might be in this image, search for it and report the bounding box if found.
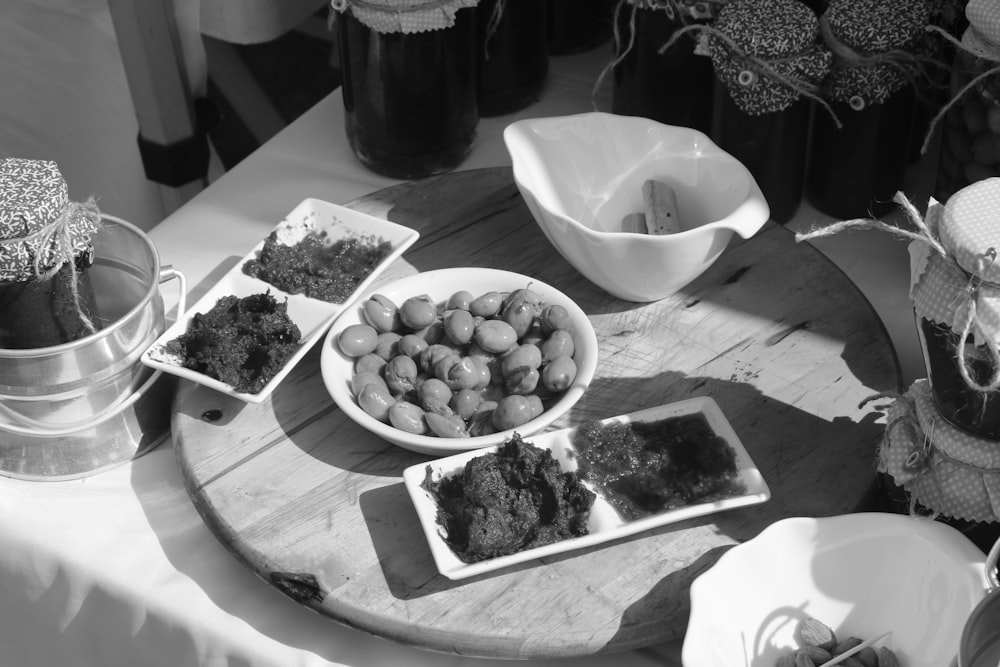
[402,396,771,580]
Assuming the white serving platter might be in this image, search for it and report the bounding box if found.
[402,396,771,580]
[141,198,419,403]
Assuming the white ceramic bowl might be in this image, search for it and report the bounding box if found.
[683,513,990,667]
[320,267,598,456]
[504,112,770,302]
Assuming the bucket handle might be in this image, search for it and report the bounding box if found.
[0,266,186,437]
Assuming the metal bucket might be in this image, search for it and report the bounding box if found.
[0,216,185,480]
[959,536,1000,667]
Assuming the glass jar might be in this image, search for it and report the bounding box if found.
[806,0,929,220]
[546,0,615,55]
[610,0,728,135]
[333,0,479,179]
[912,178,1000,440]
[934,0,1000,203]
[708,0,832,224]
[477,0,548,117]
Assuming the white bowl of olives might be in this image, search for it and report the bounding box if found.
[320,267,599,455]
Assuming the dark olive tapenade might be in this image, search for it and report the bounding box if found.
[165,291,301,394]
[572,414,746,521]
[242,231,392,303]
[423,433,596,563]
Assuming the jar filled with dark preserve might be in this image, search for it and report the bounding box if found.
[546,0,615,55]
[934,0,1000,203]
[0,158,102,350]
[477,0,548,117]
[912,178,1000,440]
[332,0,479,179]
[610,0,729,135]
[709,0,832,224]
[806,0,930,220]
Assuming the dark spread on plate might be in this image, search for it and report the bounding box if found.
[242,231,393,303]
[422,433,596,564]
[572,414,746,521]
[165,291,301,394]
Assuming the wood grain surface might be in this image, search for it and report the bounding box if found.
[172,167,903,659]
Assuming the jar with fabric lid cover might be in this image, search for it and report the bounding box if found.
[934,0,1000,203]
[0,158,101,349]
[806,0,933,220]
[911,177,1000,440]
[609,0,729,135]
[476,0,548,117]
[331,0,479,179]
[708,0,832,224]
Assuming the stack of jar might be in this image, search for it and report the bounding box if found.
[878,177,1000,549]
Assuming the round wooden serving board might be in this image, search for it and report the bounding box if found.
[173,167,903,659]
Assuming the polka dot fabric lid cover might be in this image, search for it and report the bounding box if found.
[912,178,1000,346]
[882,379,1000,523]
[964,0,1000,59]
[820,0,931,107]
[0,158,100,283]
[331,0,479,34]
[710,0,832,115]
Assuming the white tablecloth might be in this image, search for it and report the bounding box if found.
[0,45,924,667]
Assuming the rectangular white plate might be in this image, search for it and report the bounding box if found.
[402,396,771,580]
[141,198,419,403]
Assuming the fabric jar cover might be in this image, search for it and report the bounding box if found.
[963,0,1000,60]
[330,0,479,33]
[0,158,101,284]
[819,0,932,108]
[911,178,1000,348]
[709,0,832,116]
[881,378,1000,523]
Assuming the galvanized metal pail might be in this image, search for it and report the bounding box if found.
[0,215,185,480]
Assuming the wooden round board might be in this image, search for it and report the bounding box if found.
[173,167,903,659]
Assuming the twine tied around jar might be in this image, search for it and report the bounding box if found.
[797,193,1000,395]
[0,196,102,335]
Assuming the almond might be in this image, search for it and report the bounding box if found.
[798,617,837,650]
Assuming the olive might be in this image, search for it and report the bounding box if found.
[443,356,481,391]
[443,308,475,345]
[362,294,399,333]
[418,377,453,411]
[420,343,460,374]
[525,394,544,419]
[399,295,438,330]
[411,317,445,344]
[503,287,544,317]
[542,355,578,392]
[384,354,419,396]
[491,394,535,431]
[541,329,575,362]
[351,370,387,396]
[539,304,571,334]
[388,401,428,434]
[398,333,428,359]
[445,290,474,311]
[355,353,387,375]
[338,323,379,357]
[373,331,402,361]
[469,291,503,317]
[502,299,535,338]
[474,319,518,354]
[358,383,395,422]
[505,367,540,395]
[501,343,543,375]
[426,412,469,438]
[450,388,481,420]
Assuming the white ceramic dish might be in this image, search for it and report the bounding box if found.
[504,112,770,302]
[683,513,990,667]
[321,267,598,456]
[142,198,419,403]
[403,396,770,580]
